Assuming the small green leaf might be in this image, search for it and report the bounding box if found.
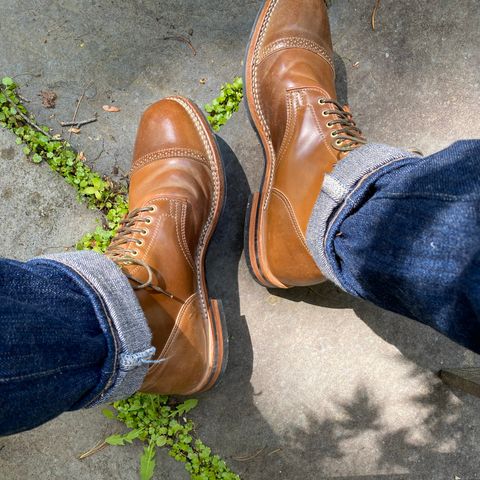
[179,398,198,415]
[125,429,140,442]
[102,408,115,419]
[156,435,167,447]
[140,443,156,480]
[2,77,13,86]
[105,434,126,446]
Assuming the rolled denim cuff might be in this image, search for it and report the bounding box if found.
[306,143,420,287]
[34,251,153,406]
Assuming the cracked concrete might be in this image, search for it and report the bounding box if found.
[0,1,479,479]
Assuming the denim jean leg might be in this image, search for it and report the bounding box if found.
[0,251,154,436]
[35,251,155,405]
[307,140,480,354]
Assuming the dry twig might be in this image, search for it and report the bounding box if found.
[78,440,108,460]
[69,82,93,141]
[163,35,197,56]
[60,116,97,127]
[267,448,282,456]
[17,93,31,103]
[232,447,266,462]
[371,0,381,30]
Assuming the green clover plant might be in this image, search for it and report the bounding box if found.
[205,77,243,131]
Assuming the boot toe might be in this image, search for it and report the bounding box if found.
[261,0,332,52]
[132,97,207,167]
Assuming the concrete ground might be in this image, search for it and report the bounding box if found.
[1,0,479,478]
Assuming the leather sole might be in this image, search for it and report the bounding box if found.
[243,0,289,289]
[172,97,229,393]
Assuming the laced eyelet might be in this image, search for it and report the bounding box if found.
[136,239,145,247]
[326,122,334,128]
[148,205,157,212]
[140,229,149,236]
[331,131,338,137]
[335,139,343,146]
[318,98,326,104]
[322,110,329,117]
[145,217,153,224]
[131,250,139,256]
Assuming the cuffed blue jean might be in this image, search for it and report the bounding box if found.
[0,252,155,436]
[307,140,480,353]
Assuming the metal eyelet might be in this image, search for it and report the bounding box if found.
[145,217,153,224]
[326,122,334,128]
[331,131,338,137]
[148,205,157,212]
[318,98,327,105]
[335,139,342,146]
[322,110,329,117]
[140,229,149,236]
[131,250,139,256]
[136,239,144,247]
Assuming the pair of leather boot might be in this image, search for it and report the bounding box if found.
[106,0,366,394]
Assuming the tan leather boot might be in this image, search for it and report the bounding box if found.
[106,97,227,395]
[244,0,366,288]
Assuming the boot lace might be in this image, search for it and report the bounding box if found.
[106,206,179,300]
[318,98,367,152]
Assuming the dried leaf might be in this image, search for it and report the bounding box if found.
[102,105,121,112]
[40,90,57,108]
[68,127,81,134]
